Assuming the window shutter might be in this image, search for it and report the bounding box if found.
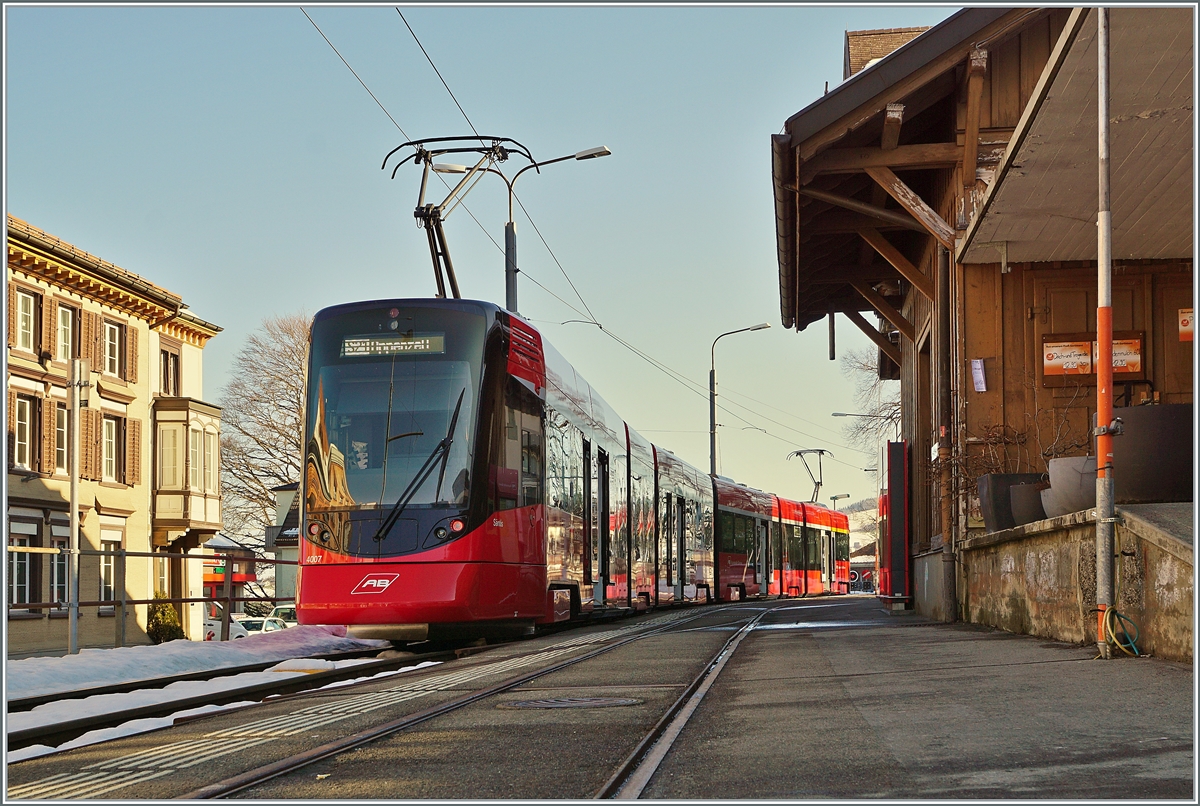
[93,409,104,481]
[6,390,16,467]
[41,398,56,473]
[42,297,57,361]
[7,283,17,347]
[80,311,95,365]
[125,417,141,485]
[81,408,101,480]
[124,326,138,384]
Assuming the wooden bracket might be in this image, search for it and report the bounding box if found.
[857,228,937,302]
[864,165,955,249]
[964,48,988,190]
[851,280,915,342]
[881,103,905,151]
[843,308,902,367]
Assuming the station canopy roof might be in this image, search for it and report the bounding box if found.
[959,7,1193,265]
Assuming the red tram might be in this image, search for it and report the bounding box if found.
[297,299,849,640]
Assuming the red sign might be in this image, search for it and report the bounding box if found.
[1180,308,1193,342]
[351,573,399,595]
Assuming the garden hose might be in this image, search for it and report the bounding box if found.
[1103,606,1141,657]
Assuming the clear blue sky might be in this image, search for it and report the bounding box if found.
[5,4,957,507]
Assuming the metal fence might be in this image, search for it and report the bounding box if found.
[5,546,296,647]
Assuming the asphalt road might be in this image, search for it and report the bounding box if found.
[7,595,1192,800]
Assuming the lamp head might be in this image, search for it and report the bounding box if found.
[749,322,770,331]
[574,146,611,160]
[432,163,469,174]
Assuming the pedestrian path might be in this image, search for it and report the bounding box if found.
[646,595,1193,799]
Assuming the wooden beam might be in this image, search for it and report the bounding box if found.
[863,165,955,249]
[963,48,988,190]
[806,264,903,284]
[856,227,937,302]
[843,308,903,367]
[800,142,962,184]
[851,281,914,342]
[796,185,924,232]
[881,103,904,150]
[802,211,917,240]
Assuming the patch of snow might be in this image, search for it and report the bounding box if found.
[6,660,442,764]
[6,625,390,701]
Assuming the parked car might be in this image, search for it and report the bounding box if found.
[204,604,249,640]
[236,616,289,636]
[269,605,298,627]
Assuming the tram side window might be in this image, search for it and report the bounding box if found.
[719,511,734,551]
[789,525,803,571]
[770,522,782,569]
[733,516,747,554]
[493,378,542,512]
[521,428,542,507]
[807,526,820,571]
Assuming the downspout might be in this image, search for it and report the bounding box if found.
[1094,7,1116,658]
[938,246,957,622]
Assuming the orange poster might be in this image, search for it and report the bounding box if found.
[1092,338,1143,374]
[1043,341,1092,376]
[1180,308,1193,342]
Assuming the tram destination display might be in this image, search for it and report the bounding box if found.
[341,333,445,357]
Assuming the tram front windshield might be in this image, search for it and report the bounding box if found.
[305,305,486,513]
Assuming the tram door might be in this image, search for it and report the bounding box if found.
[756,520,767,591]
[674,498,687,601]
[822,529,833,590]
[661,493,673,604]
[597,449,611,603]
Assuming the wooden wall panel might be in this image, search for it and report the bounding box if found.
[990,35,1023,128]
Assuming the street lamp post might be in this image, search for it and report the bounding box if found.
[710,323,770,476]
[830,493,851,511]
[435,146,610,314]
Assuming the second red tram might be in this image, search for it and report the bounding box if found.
[298,298,849,640]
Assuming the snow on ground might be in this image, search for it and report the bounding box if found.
[6,625,390,700]
[6,651,442,765]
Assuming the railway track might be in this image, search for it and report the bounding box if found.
[7,602,779,800]
[6,643,491,753]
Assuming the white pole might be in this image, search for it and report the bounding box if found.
[68,358,89,654]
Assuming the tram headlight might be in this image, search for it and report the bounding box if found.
[450,519,465,533]
[435,526,448,539]
[307,522,321,536]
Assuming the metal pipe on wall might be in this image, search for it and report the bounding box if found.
[1095,6,1115,658]
[938,246,956,622]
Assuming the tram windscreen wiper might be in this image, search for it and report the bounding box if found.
[373,388,466,542]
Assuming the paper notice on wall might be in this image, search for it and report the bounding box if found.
[1043,341,1092,376]
[1180,308,1193,342]
[970,358,986,392]
[1091,338,1143,374]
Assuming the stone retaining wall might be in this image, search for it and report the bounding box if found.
[958,507,1193,662]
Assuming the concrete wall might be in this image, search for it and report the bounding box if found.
[959,508,1192,662]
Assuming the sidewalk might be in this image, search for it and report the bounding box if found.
[648,595,1194,799]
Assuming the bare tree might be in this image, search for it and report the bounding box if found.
[219,312,310,548]
[838,344,901,454]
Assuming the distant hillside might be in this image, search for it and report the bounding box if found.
[842,497,876,514]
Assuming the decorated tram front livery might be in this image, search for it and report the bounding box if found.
[298,298,848,642]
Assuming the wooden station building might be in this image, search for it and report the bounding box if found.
[771,8,1193,620]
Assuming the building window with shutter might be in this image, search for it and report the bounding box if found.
[55,405,68,474]
[103,322,122,376]
[160,426,180,488]
[8,536,30,607]
[160,348,180,396]
[57,306,77,362]
[189,428,202,490]
[15,290,37,353]
[103,416,122,482]
[51,538,68,606]
[14,396,36,470]
[100,539,120,604]
[204,431,218,492]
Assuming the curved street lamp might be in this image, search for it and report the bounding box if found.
[710,323,770,476]
[434,146,611,314]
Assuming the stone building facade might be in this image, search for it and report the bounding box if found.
[6,215,222,655]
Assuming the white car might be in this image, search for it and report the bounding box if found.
[204,604,249,640]
[236,616,289,636]
[269,605,298,628]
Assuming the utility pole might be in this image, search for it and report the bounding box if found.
[68,357,90,655]
[1094,7,1117,659]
